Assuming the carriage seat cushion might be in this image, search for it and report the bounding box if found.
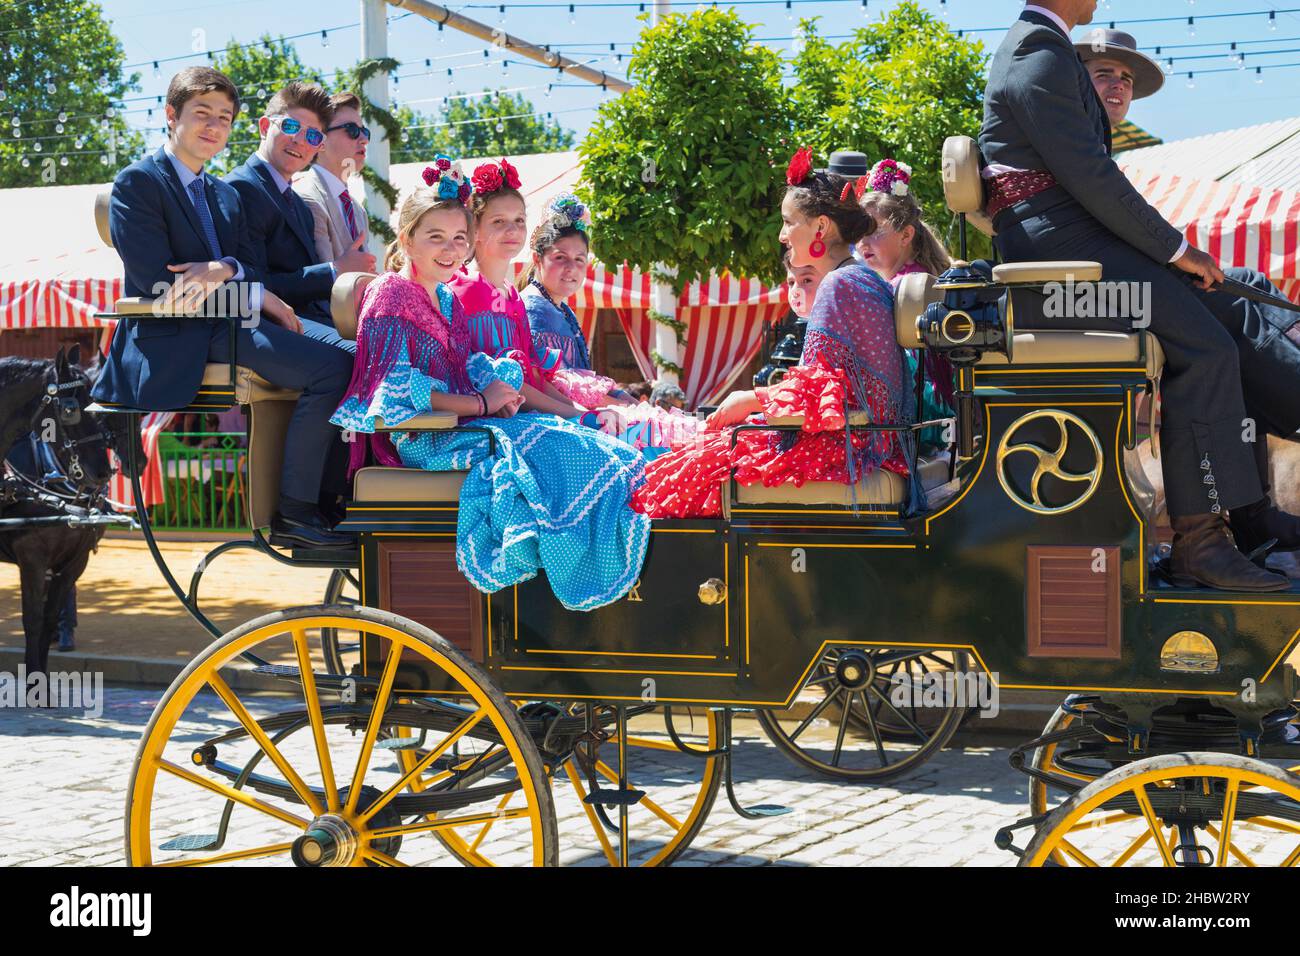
[978,331,1165,379]
[373,412,458,431]
[200,363,299,403]
[352,466,467,502]
[731,452,952,511]
[991,261,1102,284]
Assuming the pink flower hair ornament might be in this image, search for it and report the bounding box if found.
[867,158,913,197]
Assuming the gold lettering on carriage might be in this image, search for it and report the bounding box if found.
[626,578,643,602]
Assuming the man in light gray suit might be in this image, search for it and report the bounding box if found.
[981,1,1300,592]
[293,91,374,265]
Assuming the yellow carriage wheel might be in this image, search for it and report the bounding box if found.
[398,704,723,867]
[1022,752,1300,867]
[126,605,557,867]
[1026,705,1116,817]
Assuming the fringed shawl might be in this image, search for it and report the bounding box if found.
[333,271,472,474]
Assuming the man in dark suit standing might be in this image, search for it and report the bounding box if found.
[980,1,1300,591]
[91,67,354,549]
[223,81,375,337]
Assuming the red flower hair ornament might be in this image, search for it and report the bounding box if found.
[472,157,523,196]
[785,146,814,186]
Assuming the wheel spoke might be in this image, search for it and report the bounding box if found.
[291,627,339,813]
[469,790,516,853]
[831,686,853,768]
[1132,783,1176,867]
[1067,811,1140,833]
[867,684,931,744]
[368,806,533,839]
[355,707,486,826]
[361,848,407,867]
[156,842,294,867]
[565,760,619,866]
[1217,777,1240,867]
[1058,838,1099,867]
[1204,822,1256,867]
[343,641,404,817]
[858,691,889,766]
[156,758,309,829]
[594,759,682,830]
[787,686,842,743]
[1110,828,1153,867]
[207,670,323,817]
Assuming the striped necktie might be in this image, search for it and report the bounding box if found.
[186,178,223,259]
[339,189,359,241]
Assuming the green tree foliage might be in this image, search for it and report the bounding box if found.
[209,34,325,175]
[791,2,988,245]
[579,9,793,291]
[0,0,143,187]
[391,90,574,165]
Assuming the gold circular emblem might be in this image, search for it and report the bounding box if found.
[996,409,1104,515]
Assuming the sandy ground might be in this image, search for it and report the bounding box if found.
[0,536,336,660]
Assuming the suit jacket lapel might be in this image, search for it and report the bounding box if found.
[151,147,212,254]
[250,156,318,260]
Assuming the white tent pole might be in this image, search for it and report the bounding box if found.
[361,0,391,258]
[650,0,679,387]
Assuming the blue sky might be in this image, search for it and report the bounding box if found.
[98,0,1300,153]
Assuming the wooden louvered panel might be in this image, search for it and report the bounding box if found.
[1026,546,1121,659]
[378,541,483,662]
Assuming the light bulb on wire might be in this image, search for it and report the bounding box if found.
[1256,66,1265,84]
[1187,16,1195,38]
[320,30,329,48]
[1186,71,1195,89]
[568,3,575,25]
[1269,11,1278,31]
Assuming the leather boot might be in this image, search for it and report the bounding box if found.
[1169,513,1290,591]
[1229,497,1300,554]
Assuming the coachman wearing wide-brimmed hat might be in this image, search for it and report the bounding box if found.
[981,1,1300,592]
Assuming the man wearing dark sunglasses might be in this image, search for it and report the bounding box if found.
[293,91,372,264]
[224,81,375,333]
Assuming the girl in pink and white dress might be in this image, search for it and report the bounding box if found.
[520,192,699,458]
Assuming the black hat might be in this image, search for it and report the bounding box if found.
[1075,28,1165,99]
[822,150,869,177]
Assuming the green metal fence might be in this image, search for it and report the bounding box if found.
[149,432,249,531]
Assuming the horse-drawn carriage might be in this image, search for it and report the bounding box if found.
[94,137,1300,867]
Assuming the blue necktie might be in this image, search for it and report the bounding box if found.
[186,177,223,260]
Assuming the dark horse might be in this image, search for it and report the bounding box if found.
[0,346,142,674]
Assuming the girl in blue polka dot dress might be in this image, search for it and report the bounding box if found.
[331,158,650,611]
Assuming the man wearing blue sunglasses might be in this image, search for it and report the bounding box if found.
[225,81,375,334]
[293,91,372,264]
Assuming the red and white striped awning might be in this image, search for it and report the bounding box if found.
[1121,161,1300,304]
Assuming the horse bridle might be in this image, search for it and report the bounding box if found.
[27,365,114,490]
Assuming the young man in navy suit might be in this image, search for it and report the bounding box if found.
[91,67,355,549]
[223,81,375,334]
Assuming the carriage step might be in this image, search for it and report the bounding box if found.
[584,786,646,807]
[159,834,220,852]
[377,737,422,751]
[251,664,300,680]
[739,804,791,817]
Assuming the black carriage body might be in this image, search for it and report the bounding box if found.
[346,358,1300,711]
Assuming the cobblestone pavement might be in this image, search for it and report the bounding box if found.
[0,685,1033,867]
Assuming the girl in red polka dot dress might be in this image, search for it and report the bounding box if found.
[632,149,916,519]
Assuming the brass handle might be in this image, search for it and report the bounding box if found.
[697,578,727,606]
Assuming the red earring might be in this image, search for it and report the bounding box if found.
[809,229,826,258]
